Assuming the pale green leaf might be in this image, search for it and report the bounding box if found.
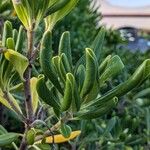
[30,77,39,114]
[45,0,79,31]
[4,49,29,81]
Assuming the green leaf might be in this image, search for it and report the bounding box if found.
[61,73,75,111]
[75,64,85,92]
[15,25,25,52]
[45,0,79,31]
[145,108,150,140]
[6,38,15,49]
[0,89,22,114]
[46,0,70,17]
[26,129,36,145]
[40,31,63,95]
[34,144,51,150]
[7,92,22,114]
[99,55,124,85]
[91,27,106,62]
[12,29,18,44]
[98,55,111,75]
[2,21,12,47]
[36,75,61,111]
[0,89,14,111]
[0,125,7,135]
[12,0,31,29]
[60,53,71,73]
[133,88,150,99]
[76,97,118,120]
[74,27,106,71]
[35,0,50,28]
[4,49,29,81]
[59,31,72,67]
[84,59,150,109]
[60,123,72,138]
[103,117,117,135]
[80,48,98,100]
[0,133,19,147]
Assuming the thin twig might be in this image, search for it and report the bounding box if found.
[35,112,72,141]
[31,119,55,149]
[35,105,44,120]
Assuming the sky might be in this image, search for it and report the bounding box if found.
[108,0,150,7]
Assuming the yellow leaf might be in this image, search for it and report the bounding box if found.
[0,89,22,114]
[37,130,81,144]
[4,49,29,81]
[30,77,39,114]
[0,89,12,110]
[45,130,81,143]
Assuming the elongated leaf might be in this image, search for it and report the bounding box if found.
[61,73,74,111]
[26,128,36,145]
[7,92,22,114]
[30,77,39,114]
[52,56,65,84]
[45,0,79,31]
[80,48,98,100]
[84,59,150,109]
[99,55,124,85]
[91,27,106,62]
[133,88,150,99]
[40,31,63,95]
[15,25,25,52]
[0,89,12,110]
[36,75,61,111]
[77,97,118,120]
[0,89,22,114]
[60,53,71,73]
[4,49,29,81]
[0,125,7,135]
[41,130,81,143]
[35,0,50,28]
[145,108,150,140]
[59,31,72,67]
[0,133,19,147]
[35,144,51,150]
[12,29,18,44]
[45,0,70,17]
[74,27,106,71]
[75,65,85,92]
[12,0,30,29]
[103,117,117,135]
[98,55,111,75]
[2,21,12,47]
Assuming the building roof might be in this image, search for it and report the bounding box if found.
[94,0,150,30]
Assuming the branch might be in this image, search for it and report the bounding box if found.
[0,47,6,54]
[30,44,40,64]
[23,29,34,123]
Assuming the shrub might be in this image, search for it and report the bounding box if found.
[0,0,150,149]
